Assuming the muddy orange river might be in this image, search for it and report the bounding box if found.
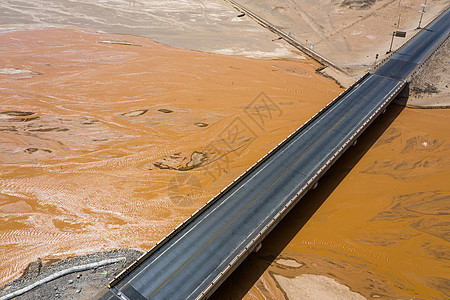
[0,28,340,286]
[0,28,448,299]
[214,106,450,299]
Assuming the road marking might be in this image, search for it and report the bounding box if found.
[126,76,379,286]
[143,77,389,298]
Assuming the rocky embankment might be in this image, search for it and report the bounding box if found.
[407,39,449,108]
[0,249,142,300]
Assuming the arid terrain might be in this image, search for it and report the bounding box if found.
[408,39,449,107]
[237,0,449,74]
[0,0,449,299]
[214,104,450,300]
[0,27,341,291]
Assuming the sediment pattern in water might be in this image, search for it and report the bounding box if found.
[0,0,297,59]
[214,107,450,299]
[0,28,340,285]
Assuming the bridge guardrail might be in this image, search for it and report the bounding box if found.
[109,5,448,296]
[198,78,406,299]
[108,71,370,289]
[407,33,449,82]
[374,5,449,71]
[225,0,348,75]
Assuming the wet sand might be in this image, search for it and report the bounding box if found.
[214,106,450,299]
[0,28,342,285]
[0,0,300,59]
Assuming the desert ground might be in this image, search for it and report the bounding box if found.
[408,39,449,107]
[0,0,449,299]
[236,0,449,74]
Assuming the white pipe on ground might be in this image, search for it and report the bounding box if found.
[0,257,126,300]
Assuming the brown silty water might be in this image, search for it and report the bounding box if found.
[3,27,447,299]
[0,28,342,285]
[214,107,450,299]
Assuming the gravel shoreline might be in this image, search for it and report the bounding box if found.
[0,249,143,300]
[407,39,449,108]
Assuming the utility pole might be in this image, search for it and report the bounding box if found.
[387,1,406,54]
[387,31,406,54]
[387,31,395,54]
[396,0,402,29]
[417,0,428,29]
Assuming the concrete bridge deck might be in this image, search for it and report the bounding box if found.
[100,7,449,300]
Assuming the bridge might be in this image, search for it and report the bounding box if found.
[100,7,449,300]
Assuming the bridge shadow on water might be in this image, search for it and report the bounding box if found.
[211,84,410,299]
